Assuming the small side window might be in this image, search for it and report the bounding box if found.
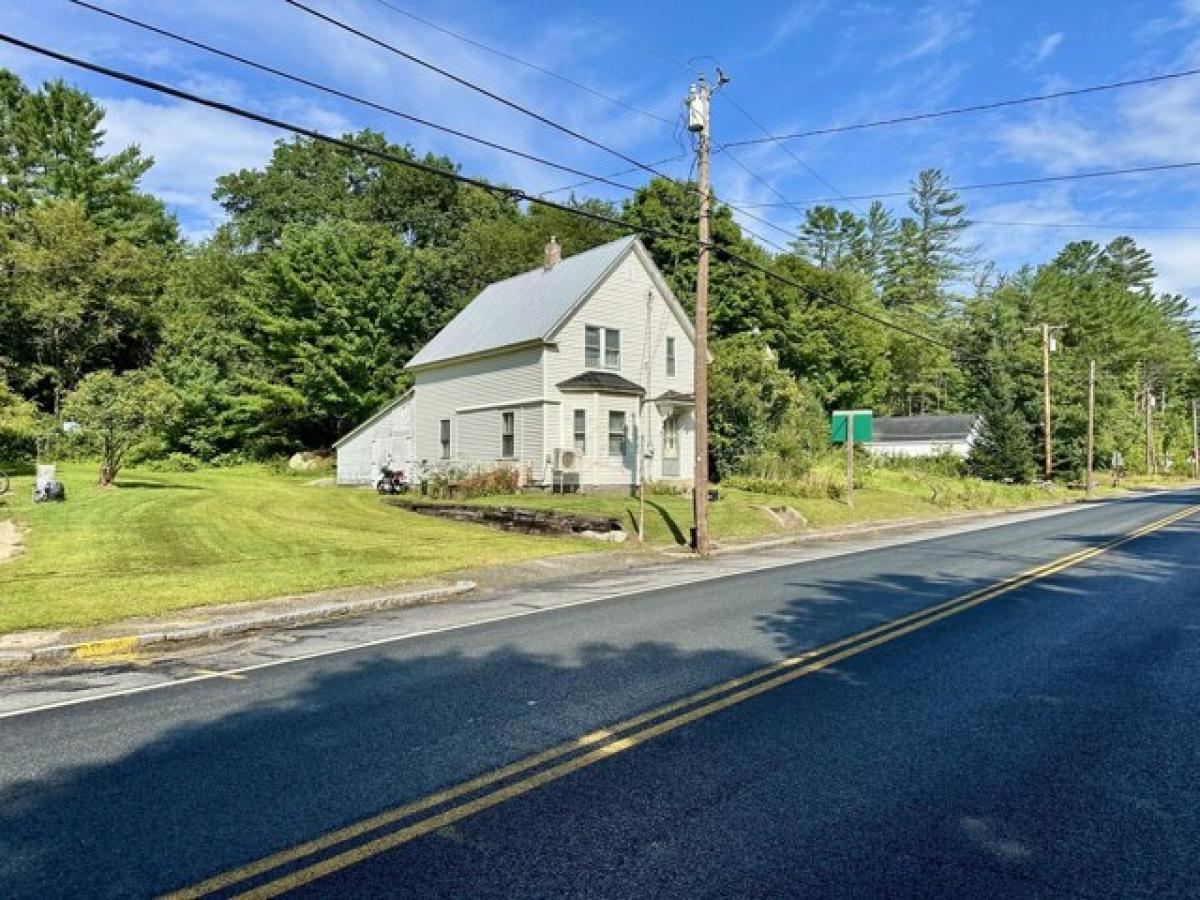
[501,411,515,458]
[666,336,676,377]
[573,409,587,452]
[440,419,451,459]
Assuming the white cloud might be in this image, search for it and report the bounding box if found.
[1017,31,1065,68]
[98,95,277,233]
[881,2,975,69]
[748,2,830,59]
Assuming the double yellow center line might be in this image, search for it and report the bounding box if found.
[167,503,1200,900]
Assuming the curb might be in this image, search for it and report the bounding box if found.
[4,580,476,665]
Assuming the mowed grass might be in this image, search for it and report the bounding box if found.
[0,463,587,632]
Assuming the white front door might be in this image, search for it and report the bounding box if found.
[662,413,680,477]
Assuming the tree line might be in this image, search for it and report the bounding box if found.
[1,71,1197,483]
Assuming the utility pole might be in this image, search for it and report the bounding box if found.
[845,411,856,507]
[1086,360,1096,498]
[1027,323,1066,481]
[686,71,724,555]
[1143,364,1155,476]
[1192,398,1198,480]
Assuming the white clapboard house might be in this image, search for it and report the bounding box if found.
[335,235,696,491]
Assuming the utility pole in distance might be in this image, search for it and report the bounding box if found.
[1142,364,1155,476]
[1028,323,1066,481]
[1086,360,1096,498]
[1192,398,1198,480]
[686,70,726,556]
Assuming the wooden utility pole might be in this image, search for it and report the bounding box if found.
[845,411,856,507]
[1086,360,1096,498]
[1028,323,1065,481]
[1192,398,1198,480]
[1144,366,1155,476]
[687,75,713,555]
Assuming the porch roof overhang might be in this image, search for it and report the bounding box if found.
[651,390,695,414]
[557,371,645,395]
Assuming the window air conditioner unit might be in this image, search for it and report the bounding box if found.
[554,448,579,471]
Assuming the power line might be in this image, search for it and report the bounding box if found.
[71,0,648,196]
[718,91,864,218]
[537,153,688,197]
[282,1,794,242]
[367,0,674,125]
[281,0,681,184]
[729,160,1200,207]
[0,33,973,365]
[722,65,1200,147]
[971,219,1200,232]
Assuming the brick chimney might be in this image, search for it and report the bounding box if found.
[544,235,561,271]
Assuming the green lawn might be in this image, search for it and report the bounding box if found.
[1,460,1188,634]
[0,463,587,632]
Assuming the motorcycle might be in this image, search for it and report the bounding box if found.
[375,465,409,495]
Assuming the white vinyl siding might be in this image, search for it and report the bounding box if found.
[413,347,545,478]
[335,393,415,485]
[545,249,695,486]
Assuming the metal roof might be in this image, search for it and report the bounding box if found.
[407,235,640,370]
[870,414,979,442]
[557,372,645,394]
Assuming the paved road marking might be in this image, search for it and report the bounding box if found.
[0,498,1124,722]
[192,669,247,681]
[165,503,1200,900]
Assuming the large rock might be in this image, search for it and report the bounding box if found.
[288,452,330,473]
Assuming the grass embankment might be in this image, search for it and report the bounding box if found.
[459,467,1094,546]
[0,463,585,632]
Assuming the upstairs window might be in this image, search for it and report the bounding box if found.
[604,328,621,369]
[666,336,676,377]
[584,326,601,367]
[584,326,621,369]
[501,411,515,458]
[440,419,451,459]
[573,409,587,452]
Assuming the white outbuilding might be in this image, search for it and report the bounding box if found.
[333,388,415,486]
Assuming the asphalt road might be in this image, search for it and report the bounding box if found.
[2,491,1198,898]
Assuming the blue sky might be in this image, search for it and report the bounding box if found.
[6,1,1200,294]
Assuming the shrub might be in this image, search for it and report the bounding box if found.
[643,480,685,496]
[723,472,843,500]
[144,452,202,473]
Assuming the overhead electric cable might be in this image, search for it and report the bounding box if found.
[368,0,674,125]
[0,33,981,364]
[70,0,647,195]
[730,160,1200,207]
[722,66,1200,147]
[280,0,682,183]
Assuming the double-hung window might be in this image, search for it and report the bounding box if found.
[666,336,676,377]
[604,328,620,368]
[440,419,451,459]
[501,411,515,458]
[584,326,621,369]
[573,410,587,452]
[608,411,627,457]
[584,326,601,367]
